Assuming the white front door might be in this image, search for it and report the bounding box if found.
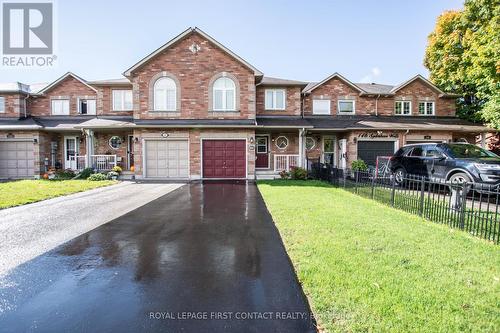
[64,136,78,170]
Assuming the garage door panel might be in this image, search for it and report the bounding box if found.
[357,141,395,167]
[202,140,246,179]
[145,140,189,178]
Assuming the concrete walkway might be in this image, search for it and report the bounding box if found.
[0,181,184,275]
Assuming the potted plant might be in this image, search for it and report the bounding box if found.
[107,171,119,180]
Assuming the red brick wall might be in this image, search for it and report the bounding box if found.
[394,80,455,116]
[132,128,255,178]
[96,86,134,116]
[29,76,97,116]
[129,31,256,120]
[0,93,24,117]
[303,77,361,116]
[256,86,302,116]
[303,77,456,117]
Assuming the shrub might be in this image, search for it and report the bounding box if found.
[88,173,108,181]
[279,170,290,179]
[290,166,307,180]
[54,169,75,180]
[112,165,122,174]
[351,160,368,172]
[107,171,119,179]
[78,167,94,179]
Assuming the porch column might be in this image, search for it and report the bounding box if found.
[480,132,486,148]
[298,128,305,168]
[85,129,94,168]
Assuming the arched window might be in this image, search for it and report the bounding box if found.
[213,77,236,111]
[154,77,176,111]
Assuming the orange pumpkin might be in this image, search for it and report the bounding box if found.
[42,173,49,179]
[130,165,135,172]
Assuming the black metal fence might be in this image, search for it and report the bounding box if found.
[307,160,500,244]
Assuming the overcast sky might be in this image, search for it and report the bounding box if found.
[0,0,464,85]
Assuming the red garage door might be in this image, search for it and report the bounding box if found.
[202,140,246,178]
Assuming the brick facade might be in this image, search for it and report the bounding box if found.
[0,93,25,118]
[128,31,256,121]
[256,86,302,116]
[29,76,97,116]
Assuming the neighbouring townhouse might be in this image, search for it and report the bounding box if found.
[0,27,492,180]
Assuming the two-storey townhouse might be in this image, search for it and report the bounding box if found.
[0,27,492,180]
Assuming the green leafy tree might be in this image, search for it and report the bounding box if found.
[424,0,500,128]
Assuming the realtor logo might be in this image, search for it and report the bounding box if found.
[1,1,56,67]
[2,2,53,54]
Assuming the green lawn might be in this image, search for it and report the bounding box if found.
[258,180,500,333]
[0,180,117,209]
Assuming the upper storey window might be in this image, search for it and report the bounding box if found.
[265,89,285,110]
[112,90,133,111]
[395,101,411,116]
[338,100,355,114]
[312,99,330,115]
[51,99,70,115]
[213,77,236,111]
[78,99,96,115]
[418,101,435,115]
[154,77,177,111]
[0,97,5,113]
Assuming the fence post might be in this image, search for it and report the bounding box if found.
[390,177,396,207]
[419,177,425,216]
[371,171,375,199]
[459,182,468,230]
[355,171,359,194]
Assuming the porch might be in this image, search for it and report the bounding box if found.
[254,130,339,179]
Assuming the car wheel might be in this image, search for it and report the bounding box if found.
[449,172,471,185]
[394,168,406,185]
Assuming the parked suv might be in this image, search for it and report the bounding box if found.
[389,143,500,186]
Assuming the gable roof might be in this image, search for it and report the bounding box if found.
[302,72,364,94]
[390,74,450,96]
[355,83,394,94]
[37,72,97,94]
[88,78,131,86]
[123,27,263,77]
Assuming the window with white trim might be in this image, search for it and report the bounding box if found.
[112,90,133,111]
[312,99,331,115]
[338,100,355,114]
[78,99,96,115]
[418,101,435,115]
[213,77,236,111]
[154,77,177,111]
[395,101,411,115]
[51,99,70,115]
[0,97,5,113]
[275,136,289,149]
[265,89,285,110]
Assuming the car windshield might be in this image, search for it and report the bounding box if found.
[446,144,499,158]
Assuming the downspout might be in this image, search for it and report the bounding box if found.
[299,127,305,168]
[23,94,30,118]
[403,129,410,146]
[375,94,380,116]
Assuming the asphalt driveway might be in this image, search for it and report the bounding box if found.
[0,181,315,333]
[0,181,183,275]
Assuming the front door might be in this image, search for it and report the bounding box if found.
[323,136,335,166]
[127,135,134,170]
[255,136,269,168]
[64,136,78,170]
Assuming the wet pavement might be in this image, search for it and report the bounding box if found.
[0,181,316,333]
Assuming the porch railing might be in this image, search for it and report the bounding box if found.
[274,154,299,172]
[76,155,117,172]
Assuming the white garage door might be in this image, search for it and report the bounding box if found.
[0,140,35,179]
[145,140,189,178]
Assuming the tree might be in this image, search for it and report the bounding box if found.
[424,0,500,128]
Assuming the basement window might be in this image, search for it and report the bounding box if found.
[79,99,96,115]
